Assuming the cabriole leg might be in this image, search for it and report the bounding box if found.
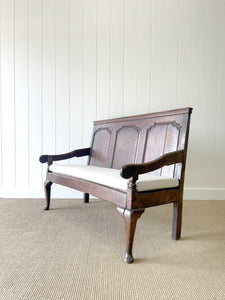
[83,193,89,203]
[44,180,52,210]
[172,201,182,240]
[117,207,145,263]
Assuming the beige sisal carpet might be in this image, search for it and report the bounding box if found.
[0,198,225,299]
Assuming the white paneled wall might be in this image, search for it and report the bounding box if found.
[0,0,225,199]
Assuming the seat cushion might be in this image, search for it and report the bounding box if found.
[49,165,179,192]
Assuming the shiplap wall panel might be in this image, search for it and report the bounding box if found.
[177,0,192,108]
[0,0,1,186]
[55,0,70,161]
[136,0,151,115]
[186,0,206,188]
[177,0,193,187]
[0,0,15,187]
[42,0,56,154]
[150,0,166,112]
[216,0,225,188]
[96,0,111,120]
[163,0,179,110]
[110,0,124,118]
[69,0,83,165]
[83,0,97,147]
[15,0,29,188]
[28,0,42,187]
[202,0,219,187]
[0,0,1,187]
[0,0,225,199]
[123,0,138,116]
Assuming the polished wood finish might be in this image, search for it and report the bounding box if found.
[117,207,145,263]
[44,180,52,211]
[120,150,184,179]
[83,193,89,204]
[39,107,192,263]
[40,147,91,165]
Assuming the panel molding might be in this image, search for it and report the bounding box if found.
[147,121,182,131]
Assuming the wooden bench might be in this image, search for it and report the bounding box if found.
[39,107,192,263]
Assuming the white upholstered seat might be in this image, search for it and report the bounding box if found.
[49,165,179,192]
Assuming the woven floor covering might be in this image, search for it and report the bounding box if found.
[0,199,225,300]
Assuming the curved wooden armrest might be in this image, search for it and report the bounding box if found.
[39,147,91,165]
[120,150,185,179]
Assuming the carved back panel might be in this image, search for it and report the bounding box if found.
[112,126,140,169]
[89,128,111,167]
[143,122,181,177]
[88,108,192,179]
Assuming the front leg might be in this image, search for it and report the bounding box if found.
[117,207,145,263]
[44,180,52,210]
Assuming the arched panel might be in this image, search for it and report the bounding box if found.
[112,126,140,169]
[143,122,181,176]
[143,123,167,175]
[161,123,180,176]
[89,128,111,167]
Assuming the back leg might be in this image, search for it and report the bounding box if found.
[172,201,182,240]
[44,180,52,210]
[83,193,89,203]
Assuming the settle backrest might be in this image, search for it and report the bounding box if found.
[88,107,192,179]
